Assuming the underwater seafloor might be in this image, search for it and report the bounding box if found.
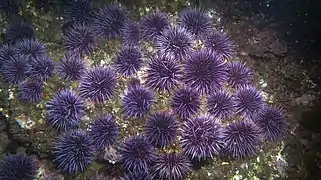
[0,0,320,180]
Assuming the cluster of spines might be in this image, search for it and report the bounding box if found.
[122,85,154,118]
[144,112,179,148]
[78,66,117,103]
[114,46,143,77]
[181,116,225,160]
[145,54,182,92]
[0,154,38,180]
[52,130,95,174]
[120,135,157,173]
[56,55,86,81]
[140,12,170,42]
[89,115,120,150]
[183,50,228,95]
[92,3,126,39]
[46,89,85,132]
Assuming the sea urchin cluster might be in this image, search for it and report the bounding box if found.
[0,1,290,179]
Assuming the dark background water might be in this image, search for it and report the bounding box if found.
[202,0,321,64]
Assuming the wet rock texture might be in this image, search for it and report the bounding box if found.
[0,0,320,179]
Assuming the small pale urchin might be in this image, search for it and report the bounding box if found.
[5,20,35,43]
[78,67,117,103]
[46,89,85,131]
[227,61,253,88]
[92,3,126,39]
[144,112,179,148]
[178,7,213,39]
[171,87,201,120]
[183,50,228,95]
[152,152,192,180]
[123,85,154,118]
[56,55,86,81]
[181,116,225,160]
[14,38,46,60]
[2,54,29,84]
[114,46,143,77]
[203,31,235,59]
[122,21,141,46]
[64,0,92,24]
[63,22,97,58]
[53,130,95,174]
[233,85,264,118]
[120,135,157,173]
[207,90,235,119]
[0,154,38,180]
[140,12,170,42]
[89,115,119,150]
[222,120,261,159]
[156,26,193,60]
[18,79,44,104]
[28,56,55,81]
[252,105,288,141]
[145,54,182,92]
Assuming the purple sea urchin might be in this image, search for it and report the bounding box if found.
[64,0,92,24]
[5,20,35,43]
[63,22,97,57]
[178,7,213,39]
[123,85,154,118]
[207,90,235,119]
[144,112,179,148]
[78,67,116,103]
[14,38,46,60]
[140,12,170,42]
[53,130,95,174]
[203,31,235,59]
[183,50,228,95]
[28,56,55,81]
[234,85,264,118]
[227,61,253,88]
[120,135,157,173]
[89,115,119,150]
[18,79,44,103]
[0,154,38,180]
[46,89,85,131]
[252,105,288,141]
[181,116,225,160]
[145,54,181,92]
[122,21,140,46]
[153,152,192,180]
[223,120,261,158]
[2,54,29,84]
[56,55,86,81]
[171,87,201,120]
[92,3,126,39]
[0,0,19,16]
[114,46,143,77]
[0,44,18,68]
[156,26,193,60]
